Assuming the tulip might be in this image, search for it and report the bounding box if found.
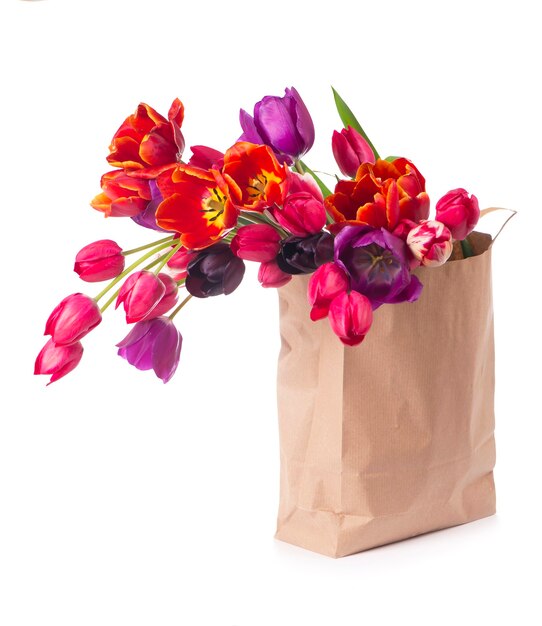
[116,271,165,323]
[188,145,224,170]
[107,99,185,174]
[334,225,422,309]
[221,142,289,212]
[332,126,376,177]
[117,317,182,383]
[74,239,125,282]
[307,263,350,321]
[407,220,453,267]
[185,243,245,298]
[239,87,315,164]
[130,180,169,232]
[287,171,323,200]
[166,247,197,281]
[258,260,292,288]
[273,192,326,236]
[276,232,334,275]
[142,273,179,319]
[91,170,152,218]
[230,224,281,262]
[45,293,102,345]
[34,339,84,385]
[435,188,480,240]
[325,158,429,230]
[328,291,373,347]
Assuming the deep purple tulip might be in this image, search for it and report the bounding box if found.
[239,87,315,164]
[334,225,423,309]
[185,243,245,298]
[131,180,168,231]
[276,232,334,275]
[116,317,182,383]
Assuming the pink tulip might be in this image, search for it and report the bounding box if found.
[407,220,453,267]
[328,290,373,346]
[258,259,292,288]
[45,293,102,345]
[74,239,125,282]
[307,262,349,321]
[274,192,327,236]
[166,247,197,281]
[435,188,480,240]
[231,224,281,262]
[142,273,178,319]
[116,271,165,323]
[288,171,323,200]
[34,339,83,385]
[332,126,375,178]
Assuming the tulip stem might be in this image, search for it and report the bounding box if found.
[294,160,304,175]
[169,294,193,320]
[154,241,183,275]
[94,240,175,302]
[122,235,176,256]
[100,287,122,313]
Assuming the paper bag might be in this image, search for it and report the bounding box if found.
[275,234,496,557]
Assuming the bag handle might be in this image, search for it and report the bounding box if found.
[479,207,517,244]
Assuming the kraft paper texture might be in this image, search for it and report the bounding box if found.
[275,235,496,557]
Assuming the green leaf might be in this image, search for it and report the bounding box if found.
[298,160,333,198]
[331,87,380,159]
[460,238,475,258]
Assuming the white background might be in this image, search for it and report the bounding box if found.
[1,0,541,624]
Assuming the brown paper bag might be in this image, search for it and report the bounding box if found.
[275,233,496,557]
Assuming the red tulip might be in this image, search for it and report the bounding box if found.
[328,290,373,346]
[91,170,152,218]
[307,263,350,321]
[116,271,165,323]
[435,188,480,240]
[34,339,84,385]
[231,224,281,262]
[407,220,453,267]
[45,294,102,346]
[74,239,125,282]
[258,260,291,288]
[332,126,375,177]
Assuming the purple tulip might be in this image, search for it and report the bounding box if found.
[334,225,423,309]
[116,317,182,383]
[239,87,315,164]
[131,180,169,232]
[185,243,245,298]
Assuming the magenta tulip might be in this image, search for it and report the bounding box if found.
[274,193,326,236]
[34,339,84,385]
[141,273,178,319]
[407,220,453,267]
[435,188,480,240]
[328,290,373,346]
[116,271,165,323]
[74,239,125,282]
[258,260,292,288]
[308,262,350,321]
[230,224,281,262]
[117,317,182,383]
[45,293,102,345]
[166,247,197,281]
[332,126,375,177]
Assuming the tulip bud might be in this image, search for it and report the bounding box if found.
[332,126,375,178]
[117,317,182,383]
[230,224,281,262]
[328,291,373,347]
[274,192,326,236]
[116,271,166,323]
[435,188,480,240]
[258,260,292,288]
[308,263,350,321]
[185,243,245,298]
[142,273,179,319]
[45,293,102,345]
[277,232,334,275]
[407,220,453,267]
[34,339,84,385]
[74,239,125,282]
[166,247,197,281]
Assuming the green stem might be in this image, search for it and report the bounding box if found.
[154,241,183,275]
[294,160,304,175]
[122,235,175,256]
[460,238,475,258]
[169,294,193,320]
[94,240,175,302]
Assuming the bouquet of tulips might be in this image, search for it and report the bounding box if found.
[35,87,480,384]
